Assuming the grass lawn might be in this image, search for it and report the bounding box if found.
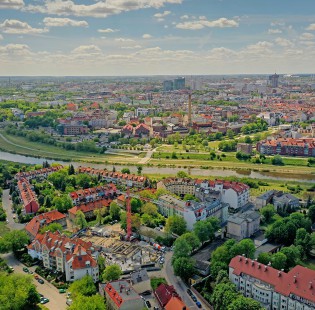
[299,258,315,271]
[150,277,167,290]
[0,222,10,237]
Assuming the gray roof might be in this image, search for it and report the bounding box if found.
[228,210,260,224]
[130,269,149,284]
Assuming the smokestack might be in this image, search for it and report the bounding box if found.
[188,94,192,127]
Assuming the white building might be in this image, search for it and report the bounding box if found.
[28,231,99,282]
[229,255,315,310]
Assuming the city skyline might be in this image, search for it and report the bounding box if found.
[1,0,315,75]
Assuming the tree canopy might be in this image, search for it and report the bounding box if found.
[102,264,122,282]
[68,275,96,298]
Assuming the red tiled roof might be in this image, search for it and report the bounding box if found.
[155,283,178,307]
[68,199,112,215]
[230,255,315,304]
[165,296,187,310]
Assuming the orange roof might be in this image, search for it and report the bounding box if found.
[165,296,188,310]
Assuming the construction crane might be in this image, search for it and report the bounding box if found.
[126,187,132,241]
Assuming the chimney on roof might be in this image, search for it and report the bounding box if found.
[258,263,261,269]
[294,276,297,283]
[310,282,313,289]
[251,260,254,266]
[268,262,271,266]
[264,265,268,272]
[278,271,281,277]
[245,258,248,264]
[242,254,245,257]
[238,256,242,262]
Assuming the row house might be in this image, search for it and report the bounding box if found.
[121,123,152,138]
[25,210,67,239]
[69,184,117,206]
[68,198,112,221]
[17,178,39,214]
[77,166,147,188]
[230,255,315,310]
[28,231,99,283]
[257,138,315,157]
[15,165,63,181]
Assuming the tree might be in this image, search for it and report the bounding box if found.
[173,235,193,258]
[68,164,75,175]
[227,129,234,139]
[211,281,238,310]
[102,264,122,282]
[141,202,158,216]
[69,294,105,310]
[68,275,96,298]
[130,198,142,213]
[40,223,63,234]
[294,228,312,258]
[172,257,195,281]
[230,239,256,259]
[271,155,284,166]
[215,270,229,285]
[183,194,197,201]
[109,202,121,220]
[94,207,107,225]
[53,195,73,213]
[120,213,141,232]
[0,272,40,310]
[165,215,187,236]
[75,211,87,230]
[121,168,130,174]
[308,205,315,223]
[228,296,262,310]
[180,232,200,251]
[176,171,188,178]
[45,196,52,208]
[280,246,301,269]
[257,252,272,265]
[193,220,214,244]
[271,252,287,270]
[76,174,92,189]
[0,230,29,253]
[137,166,142,175]
[260,204,275,223]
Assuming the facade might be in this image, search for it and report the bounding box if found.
[163,80,174,92]
[269,73,279,88]
[237,143,253,154]
[17,178,39,214]
[25,210,66,239]
[229,255,315,310]
[57,123,88,135]
[227,210,260,240]
[104,280,144,310]
[173,77,186,90]
[257,138,315,157]
[77,166,147,188]
[15,165,63,181]
[28,231,99,282]
[256,190,299,211]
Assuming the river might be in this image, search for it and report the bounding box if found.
[0,151,314,183]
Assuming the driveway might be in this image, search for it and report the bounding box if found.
[2,189,25,231]
[2,253,67,310]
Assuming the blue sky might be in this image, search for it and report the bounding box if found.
[0,0,315,75]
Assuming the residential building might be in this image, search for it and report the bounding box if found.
[17,178,39,214]
[227,210,260,240]
[154,283,179,308]
[229,255,315,310]
[15,165,63,181]
[25,210,66,239]
[237,143,253,154]
[104,280,144,310]
[163,80,174,92]
[57,123,89,135]
[257,138,315,157]
[129,270,151,294]
[173,77,186,90]
[165,296,188,310]
[28,231,99,282]
[269,73,279,88]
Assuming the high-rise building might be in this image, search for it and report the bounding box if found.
[163,80,173,91]
[173,77,185,90]
[269,73,279,88]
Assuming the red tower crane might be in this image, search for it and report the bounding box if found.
[126,187,132,241]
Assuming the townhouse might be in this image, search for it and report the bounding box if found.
[15,165,63,181]
[17,178,39,214]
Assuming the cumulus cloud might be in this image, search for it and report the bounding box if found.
[154,10,171,21]
[274,37,294,47]
[268,28,282,34]
[0,34,3,41]
[121,45,142,49]
[43,17,88,27]
[306,23,315,31]
[142,34,152,39]
[300,32,314,40]
[98,28,119,33]
[0,43,31,55]
[71,44,101,54]
[180,15,189,20]
[24,0,182,18]
[176,17,239,30]
[115,37,135,42]
[0,0,24,9]
[0,19,48,34]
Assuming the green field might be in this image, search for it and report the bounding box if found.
[0,131,141,164]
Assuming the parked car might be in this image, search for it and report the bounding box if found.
[59,289,66,294]
[187,288,192,296]
[191,295,197,302]
[34,274,39,280]
[196,301,202,308]
[145,300,151,308]
[37,278,44,284]
[40,297,49,304]
[23,267,29,273]
[140,290,151,296]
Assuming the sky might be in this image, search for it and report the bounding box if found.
[0,0,315,76]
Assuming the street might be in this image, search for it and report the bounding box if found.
[2,189,25,230]
[2,253,67,310]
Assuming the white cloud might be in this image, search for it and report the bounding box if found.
[24,0,182,18]
[154,10,171,21]
[274,37,294,47]
[306,23,315,31]
[115,37,135,42]
[268,28,282,34]
[0,0,24,9]
[300,32,314,41]
[71,45,101,54]
[270,21,285,27]
[0,43,31,55]
[180,15,189,20]
[98,28,119,33]
[43,17,88,27]
[142,34,152,39]
[0,19,48,34]
[121,45,142,49]
[176,17,239,30]
[0,34,3,41]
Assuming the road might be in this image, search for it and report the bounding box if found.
[2,253,67,310]
[138,148,156,164]
[163,252,208,310]
[2,189,25,230]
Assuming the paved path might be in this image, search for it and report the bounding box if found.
[2,253,67,310]
[2,189,24,230]
[138,148,156,164]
